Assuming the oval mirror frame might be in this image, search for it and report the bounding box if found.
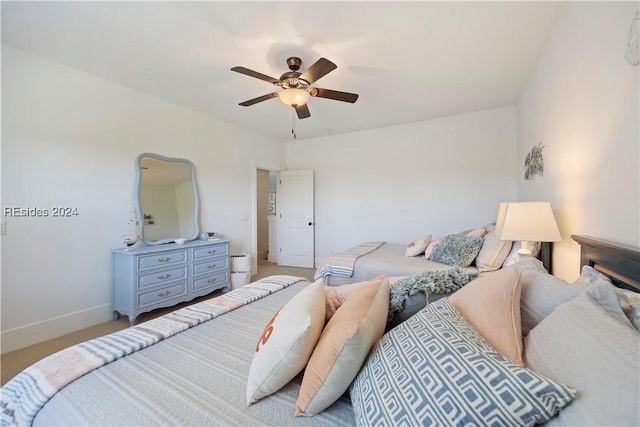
[135,153,200,245]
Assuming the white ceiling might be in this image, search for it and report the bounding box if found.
[1,1,560,142]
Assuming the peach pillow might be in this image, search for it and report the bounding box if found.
[465,227,487,238]
[295,276,390,417]
[475,231,513,272]
[324,275,385,321]
[424,237,442,259]
[246,279,326,404]
[448,267,524,365]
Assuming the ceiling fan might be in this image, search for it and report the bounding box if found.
[231,57,359,119]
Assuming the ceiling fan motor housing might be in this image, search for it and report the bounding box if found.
[286,57,302,71]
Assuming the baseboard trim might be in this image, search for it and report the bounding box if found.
[1,303,113,354]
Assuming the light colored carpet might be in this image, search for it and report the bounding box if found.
[0,260,315,386]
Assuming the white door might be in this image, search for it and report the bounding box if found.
[277,170,314,268]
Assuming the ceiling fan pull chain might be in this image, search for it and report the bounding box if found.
[292,108,297,139]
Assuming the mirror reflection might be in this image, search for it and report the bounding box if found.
[136,153,199,245]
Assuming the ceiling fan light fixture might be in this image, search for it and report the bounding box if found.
[278,88,310,107]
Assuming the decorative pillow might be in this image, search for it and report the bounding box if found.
[475,231,512,272]
[295,276,390,417]
[423,237,442,259]
[448,267,524,364]
[514,258,579,335]
[389,268,477,320]
[350,299,575,427]
[430,234,483,267]
[404,234,431,256]
[324,275,385,321]
[573,265,640,330]
[246,279,326,405]
[525,291,639,426]
[502,241,542,268]
[618,291,640,332]
[464,226,487,238]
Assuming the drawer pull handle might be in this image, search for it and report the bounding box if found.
[158,274,172,280]
[157,290,171,297]
[207,250,217,254]
[207,278,217,284]
[207,264,217,269]
[158,257,171,263]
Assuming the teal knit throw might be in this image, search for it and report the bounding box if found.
[389,268,478,319]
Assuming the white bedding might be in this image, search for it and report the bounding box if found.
[325,242,477,285]
[30,281,354,426]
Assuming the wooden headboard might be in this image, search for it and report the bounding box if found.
[572,235,640,293]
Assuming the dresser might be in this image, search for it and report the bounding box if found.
[112,240,230,325]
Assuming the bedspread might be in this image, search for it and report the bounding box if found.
[314,241,384,280]
[0,275,305,427]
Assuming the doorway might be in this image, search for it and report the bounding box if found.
[252,161,282,278]
[256,169,276,263]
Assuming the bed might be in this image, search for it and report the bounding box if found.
[315,226,551,286]
[1,235,638,426]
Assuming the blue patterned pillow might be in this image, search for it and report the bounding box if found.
[350,299,575,426]
[430,234,483,267]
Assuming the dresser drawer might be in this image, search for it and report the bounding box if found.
[193,271,228,292]
[137,281,188,309]
[137,250,187,271]
[192,257,229,277]
[193,244,228,261]
[137,266,188,290]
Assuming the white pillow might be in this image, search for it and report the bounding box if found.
[525,291,639,426]
[573,265,640,330]
[512,258,579,335]
[502,241,541,268]
[246,278,326,405]
[404,235,431,256]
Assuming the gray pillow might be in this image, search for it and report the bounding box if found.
[573,265,640,331]
[351,299,575,426]
[385,293,448,331]
[513,257,579,335]
[430,234,483,267]
[525,291,640,426]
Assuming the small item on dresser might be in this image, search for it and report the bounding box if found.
[175,238,186,245]
[199,232,209,241]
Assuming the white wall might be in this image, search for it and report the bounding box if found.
[517,2,639,282]
[140,184,180,240]
[286,107,518,265]
[1,46,285,352]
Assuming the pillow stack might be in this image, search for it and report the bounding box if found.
[246,275,390,417]
[350,266,576,426]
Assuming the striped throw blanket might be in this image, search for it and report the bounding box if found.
[314,241,384,280]
[0,275,305,427]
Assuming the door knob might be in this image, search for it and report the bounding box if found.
[308,222,313,226]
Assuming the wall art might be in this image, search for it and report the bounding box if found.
[524,142,545,180]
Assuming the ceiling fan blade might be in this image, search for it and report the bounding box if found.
[295,104,311,119]
[231,66,279,84]
[299,58,337,84]
[239,92,279,106]
[311,88,359,103]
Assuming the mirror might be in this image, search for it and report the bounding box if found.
[135,153,199,245]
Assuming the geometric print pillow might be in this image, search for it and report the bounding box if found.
[350,299,575,426]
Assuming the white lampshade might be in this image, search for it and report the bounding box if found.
[278,88,310,107]
[495,201,561,242]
